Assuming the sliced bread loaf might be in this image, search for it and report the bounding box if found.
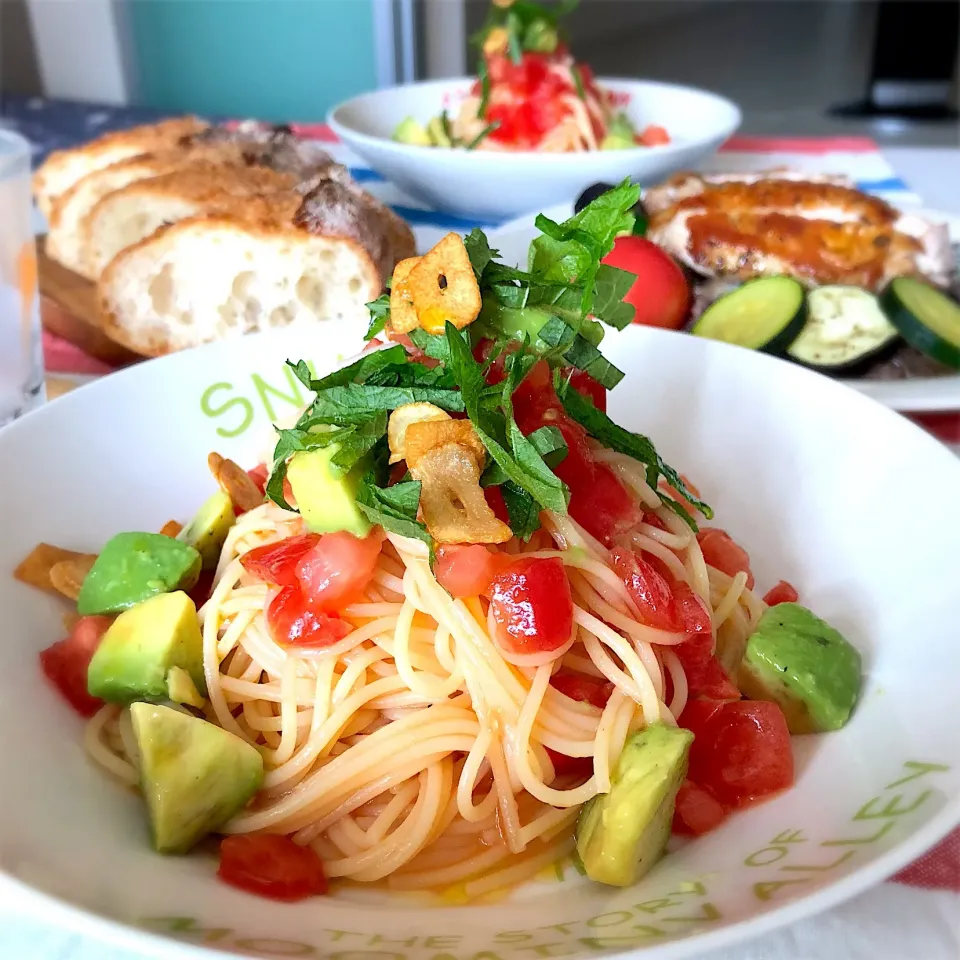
[33,117,207,220]
[98,209,382,355]
[82,163,296,279]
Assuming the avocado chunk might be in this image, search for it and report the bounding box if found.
[177,490,236,570]
[576,722,692,887]
[131,702,263,854]
[739,602,862,734]
[87,591,207,703]
[600,134,635,151]
[393,116,432,146]
[287,447,372,537]
[523,20,558,53]
[426,115,452,147]
[166,665,205,708]
[77,532,201,615]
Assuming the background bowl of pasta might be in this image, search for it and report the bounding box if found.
[2,321,960,960]
[328,78,741,220]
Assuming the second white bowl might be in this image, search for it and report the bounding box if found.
[329,77,741,221]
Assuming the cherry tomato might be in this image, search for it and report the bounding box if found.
[550,670,613,708]
[611,546,678,632]
[241,534,321,586]
[246,464,269,495]
[218,835,328,901]
[763,581,799,606]
[39,615,113,717]
[682,700,794,808]
[434,544,503,598]
[601,235,690,330]
[636,124,670,146]
[267,584,353,649]
[489,557,573,655]
[672,780,726,836]
[295,531,383,612]
[697,529,755,589]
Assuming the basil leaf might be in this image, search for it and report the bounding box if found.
[529,179,639,283]
[502,481,542,540]
[287,360,315,390]
[299,344,407,392]
[310,383,465,423]
[591,263,637,330]
[464,228,498,281]
[482,425,568,486]
[554,372,712,521]
[355,477,432,547]
[562,335,625,389]
[364,294,391,341]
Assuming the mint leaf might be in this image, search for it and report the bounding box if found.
[365,294,391,341]
[554,372,712,524]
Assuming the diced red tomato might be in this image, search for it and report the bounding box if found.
[672,780,727,836]
[611,546,678,632]
[567,370,607,413]
[241,534,321,587]
[763,580,799,606]
[678,650,741,702]
[636,124,670,146]
[246,464,269,495]
[295,531,383,612]
[218,835,328,901]
[673,582,713,635]
[512,366,641,545]
[550,670,613,708]
[697,528,755,590]
[484,484,511,525]
[601,235,690,330]
[266,584,354,649]
[189,569,216,608]
[39,615,113,717]
[434,544,503,598]
[682,700,794,808]
[489,557,573,655]
[545,746,593,781]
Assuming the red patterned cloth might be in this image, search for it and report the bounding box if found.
[892,828,960,892]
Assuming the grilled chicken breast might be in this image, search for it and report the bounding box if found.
[646,174,953,291]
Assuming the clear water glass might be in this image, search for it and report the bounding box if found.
[0,127,43,426]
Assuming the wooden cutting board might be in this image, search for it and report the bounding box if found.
[37,237,144,367]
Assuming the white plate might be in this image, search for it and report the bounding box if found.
[1,323,959,960]
[329,78,740,221]
[489,206,960,413]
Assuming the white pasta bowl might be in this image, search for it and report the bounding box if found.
[328,78,741,220]
[1,321,959,960]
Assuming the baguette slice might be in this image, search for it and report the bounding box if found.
[98,211,382,355]
[33,117,207,220]
[83,163,297,280]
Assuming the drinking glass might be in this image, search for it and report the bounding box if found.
[0,127,43,426]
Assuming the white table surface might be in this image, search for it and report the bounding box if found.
[4,145,959,960]
[882,147,960,214]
